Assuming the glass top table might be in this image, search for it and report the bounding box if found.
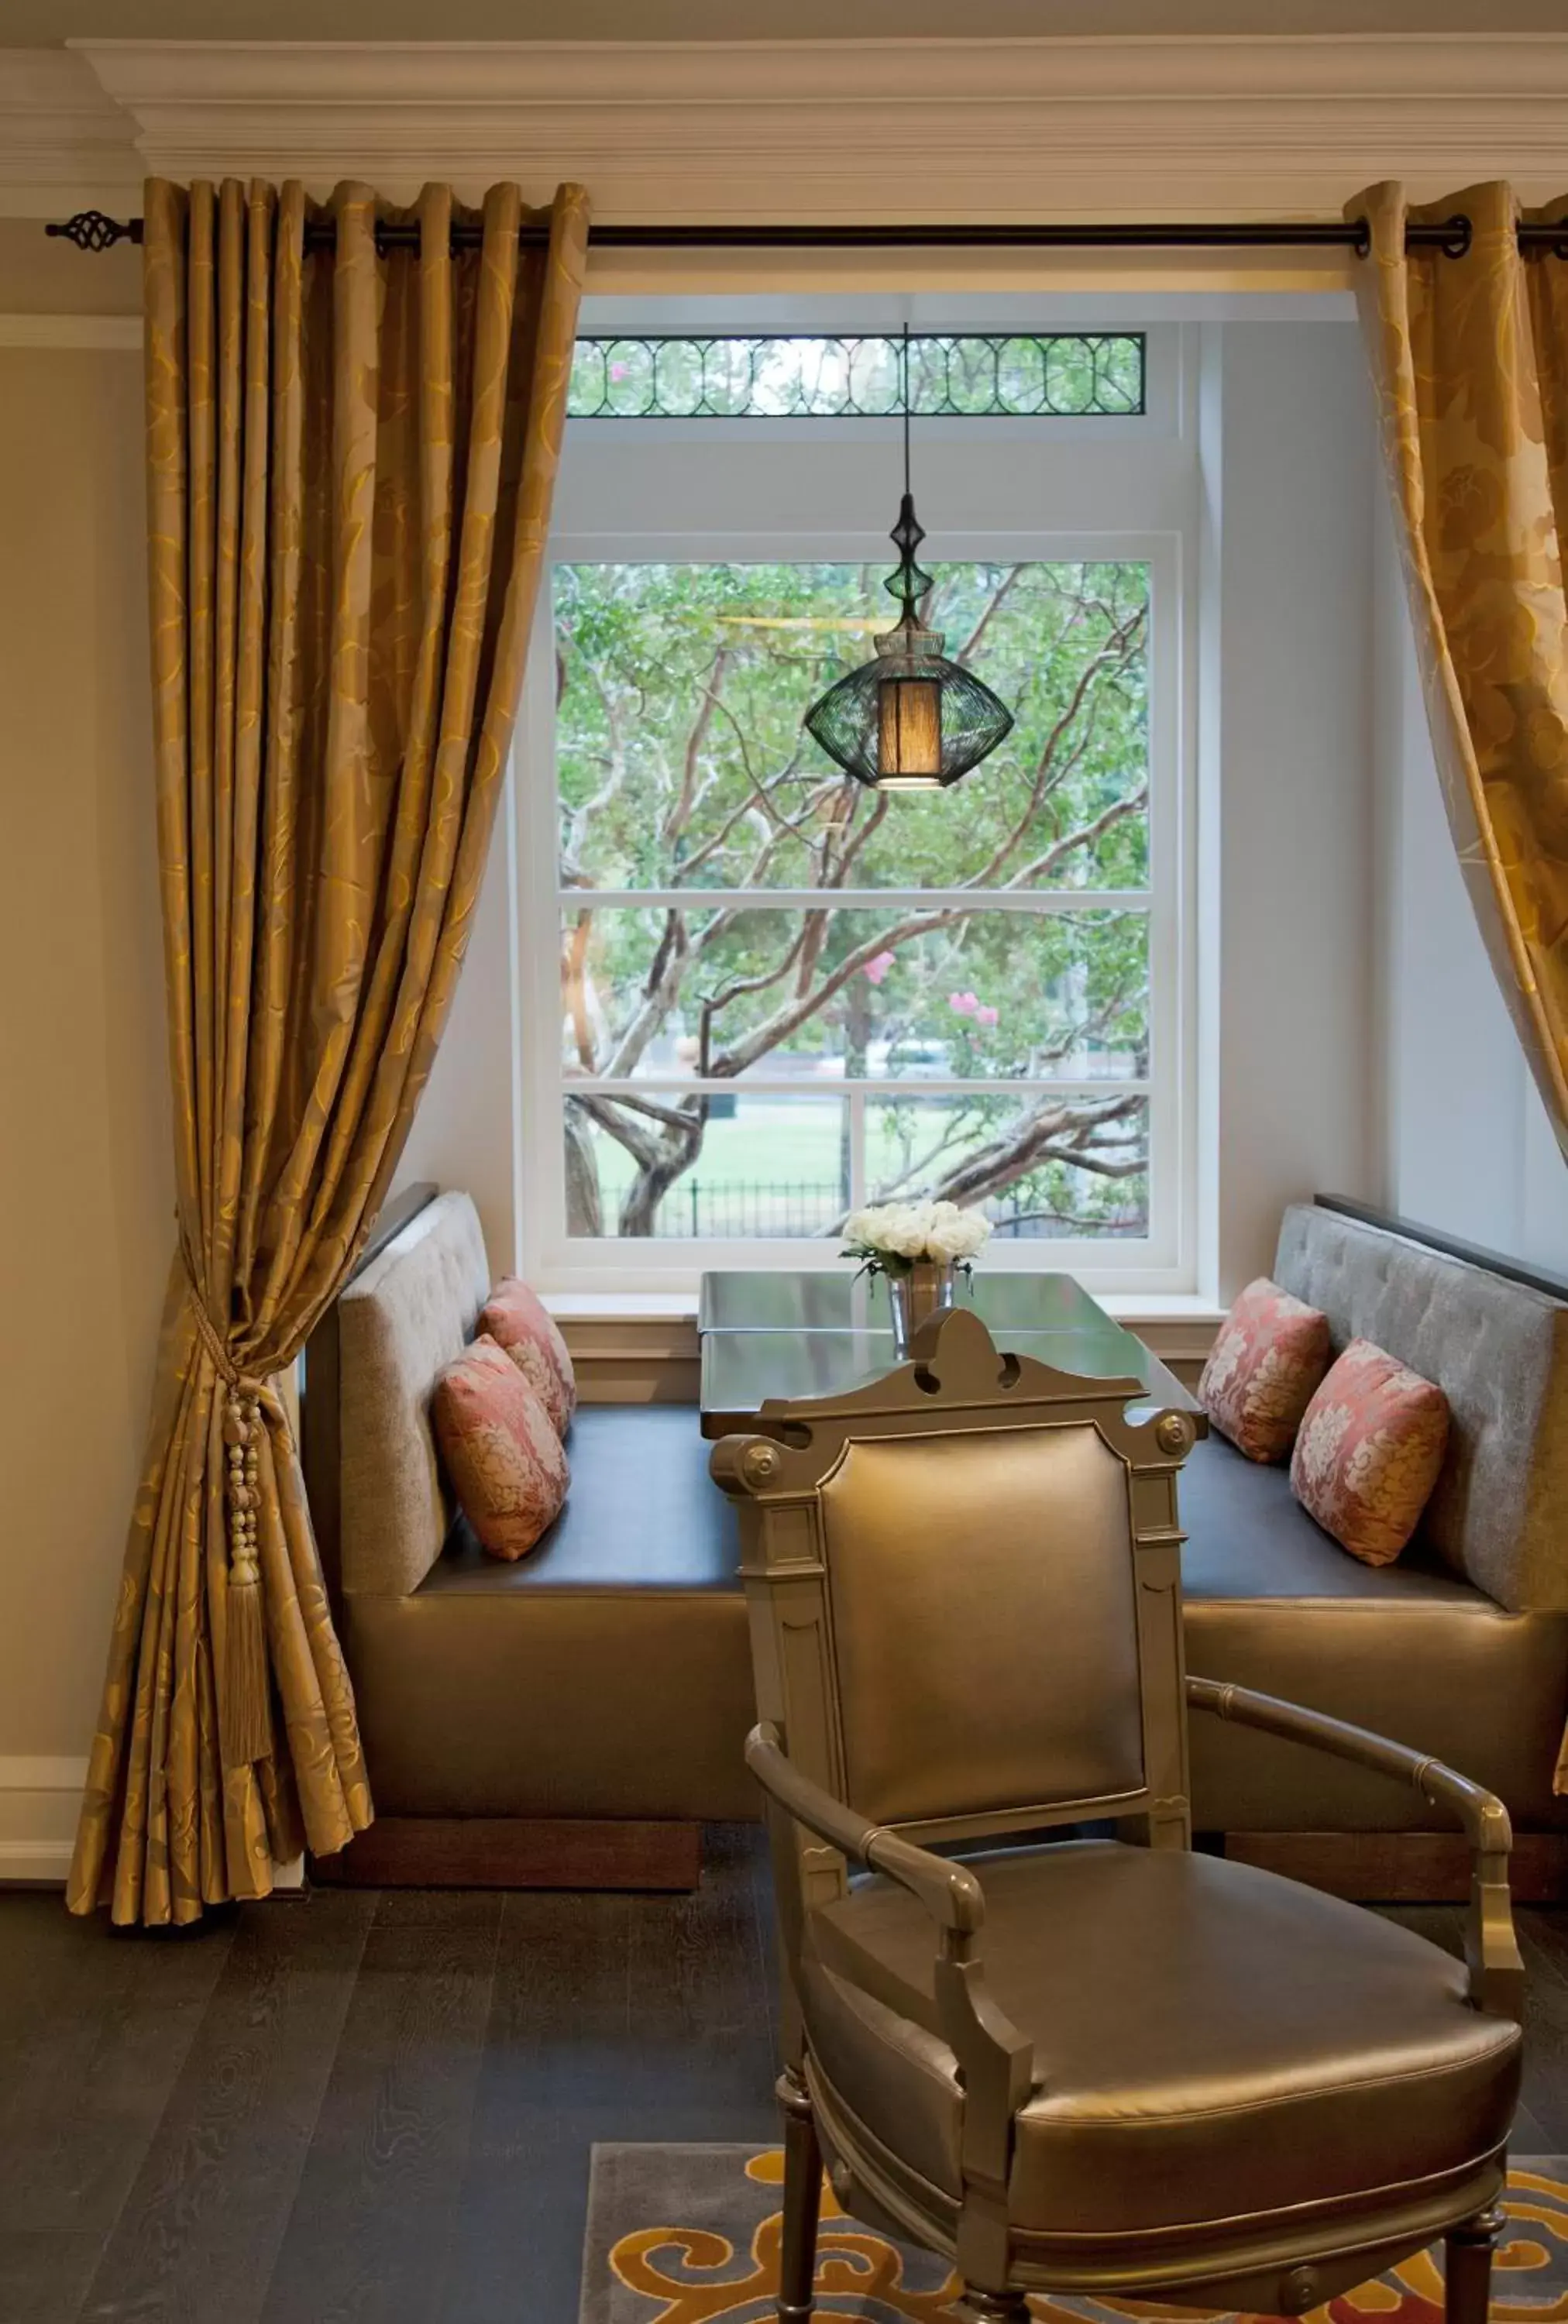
[697,1267,1104,1335]
[696,1270,1202,1440]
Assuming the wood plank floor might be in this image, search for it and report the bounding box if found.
[3,1828,1568,2324]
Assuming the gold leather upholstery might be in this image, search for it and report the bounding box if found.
[822,1429,1144,1826]
[806,1841,1518,2236]
[712,1308,1525,2316]
[1182,1433,1568,1832]
[346,1404,755,1821]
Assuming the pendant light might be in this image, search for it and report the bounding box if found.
[803,327,1015,792]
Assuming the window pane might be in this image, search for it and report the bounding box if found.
[555,561,1149,894]
[866,1094,1150,1239]
[566,332,1144,421]
[565,1092,847,1239]
[561,906,1148,1083]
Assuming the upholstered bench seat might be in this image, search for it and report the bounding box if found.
[1181,1432,1568,1834]
[343,1405,755,1822]
[310,1188,1568,1890]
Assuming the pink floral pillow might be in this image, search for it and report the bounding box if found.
[1198,1278,1332,1463]
[479,1277,576,1438]
[432,1335,569,1562]
[1290,1339,1449,1567]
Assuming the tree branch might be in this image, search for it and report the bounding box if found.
[929,1092,1145,1208]
[965,600,1147,892]
[662,646,732,846]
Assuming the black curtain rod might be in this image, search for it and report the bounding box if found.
[43,208,1568,260]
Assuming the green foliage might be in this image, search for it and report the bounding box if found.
[556,559,1149,895]
[570,906,1147,1083]
[553,559,1154,1239]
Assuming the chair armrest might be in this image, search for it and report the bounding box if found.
[1186,1676,1524,2020]
[747,1723,985,1934]
[746,1723,1034,2188]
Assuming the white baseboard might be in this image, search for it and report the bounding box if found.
[0,1758,308,1891]
[0,1755,86,1884]
[0,1840,76,1880]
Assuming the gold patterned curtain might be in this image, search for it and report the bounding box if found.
[1351,180,1568,1151]
[68,176,589,1926]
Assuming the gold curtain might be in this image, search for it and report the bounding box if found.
[1350,180,1568,1150]
[68,176,589,1926]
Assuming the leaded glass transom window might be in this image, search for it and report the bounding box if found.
[566,332,1145,421]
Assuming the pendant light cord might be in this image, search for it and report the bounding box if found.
[903,322,912,499]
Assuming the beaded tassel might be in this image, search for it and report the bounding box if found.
[221,1388,272,1767]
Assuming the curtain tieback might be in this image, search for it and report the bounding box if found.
[177,1235,273,1771]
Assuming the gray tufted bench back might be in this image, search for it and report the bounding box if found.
[1274,1203,1568,1613]
[336,1190,491,1599]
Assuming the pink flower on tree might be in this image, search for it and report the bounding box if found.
[975,1004,999,1028]
[948,990,979,1016]
[863,951,896,985]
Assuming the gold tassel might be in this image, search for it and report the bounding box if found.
[221,1390,273,1769]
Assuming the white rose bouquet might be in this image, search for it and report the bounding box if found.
[840,1198,992,1280]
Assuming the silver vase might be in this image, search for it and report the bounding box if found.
[886,1260,957,1357]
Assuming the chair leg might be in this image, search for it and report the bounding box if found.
[1446,2203,1507,2324]
[776,2068,822,2324]
[959,2292,1030,2322]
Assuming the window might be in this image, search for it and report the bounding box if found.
[567,332,1145,420]
[518,321,1195,1291]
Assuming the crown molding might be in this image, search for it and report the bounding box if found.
[4,36,1568,225]
[0,49,139,213]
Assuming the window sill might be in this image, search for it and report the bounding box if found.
[543,1290,700,1320]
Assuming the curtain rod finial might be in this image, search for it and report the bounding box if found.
[46,210,141,253]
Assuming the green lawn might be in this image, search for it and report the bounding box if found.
[587,1092,997,1232]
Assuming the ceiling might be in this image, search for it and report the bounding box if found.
[0,0,1555,40]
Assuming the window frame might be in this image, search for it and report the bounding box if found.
[514,339,1199,1295]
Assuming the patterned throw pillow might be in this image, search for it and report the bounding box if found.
[432,1335,569,1561]
[1198,1277,1332,1463]
[479,1277,576,1438]
[1290,1339,1449,1567]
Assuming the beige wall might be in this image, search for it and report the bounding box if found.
[0,346,171,1841]
[1369,495,1568,1274]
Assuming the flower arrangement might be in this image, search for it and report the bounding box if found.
[841,1198,992,1279]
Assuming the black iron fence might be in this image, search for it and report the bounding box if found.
[636,1177,1147,1239]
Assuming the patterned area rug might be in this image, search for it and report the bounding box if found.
[578,2146,1568,2324]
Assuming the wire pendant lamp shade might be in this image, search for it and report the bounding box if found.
[803,330,1014,792]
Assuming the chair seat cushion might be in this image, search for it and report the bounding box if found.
[803,1841,1518,2240]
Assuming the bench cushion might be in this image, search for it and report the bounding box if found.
[1181,1432,1568,1831]
[343,1407,755,1820]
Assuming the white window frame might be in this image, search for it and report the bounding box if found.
[514,321,1200,1295]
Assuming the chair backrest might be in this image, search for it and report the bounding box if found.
[710,1306,1199,1853]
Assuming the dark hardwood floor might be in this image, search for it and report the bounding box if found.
[4,1828,1568,2324]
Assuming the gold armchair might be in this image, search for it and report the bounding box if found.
[711,1308,1523,2324]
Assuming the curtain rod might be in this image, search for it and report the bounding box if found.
[43,209,1568,260]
